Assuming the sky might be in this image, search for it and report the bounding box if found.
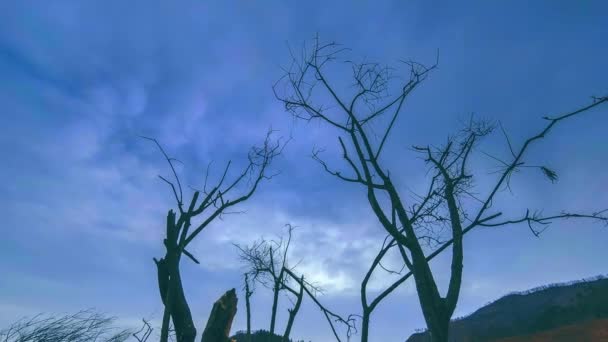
[0,1,607,341]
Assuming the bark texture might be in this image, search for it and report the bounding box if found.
[201,289,238,342]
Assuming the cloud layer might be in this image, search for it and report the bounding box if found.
[1,1,607,341]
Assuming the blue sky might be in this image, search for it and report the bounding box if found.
[1,1,607,340]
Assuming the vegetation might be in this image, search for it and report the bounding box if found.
[0,310,131,342]
[231,329,307,342]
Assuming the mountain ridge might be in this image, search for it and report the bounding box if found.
[407,274,608,341]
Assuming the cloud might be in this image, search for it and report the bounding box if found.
[184,199,418,297]
[1,2,607,341]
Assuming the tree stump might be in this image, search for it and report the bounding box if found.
[201,288,238,342]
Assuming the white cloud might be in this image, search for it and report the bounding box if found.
[184,202,413,297]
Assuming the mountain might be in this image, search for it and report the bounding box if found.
[407,275,608,342]
[495,318,608,342]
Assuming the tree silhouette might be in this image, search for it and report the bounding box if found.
[273,36,608,342]
[243,273,254,342]
[143,130,285,342]
[235,225,356,341]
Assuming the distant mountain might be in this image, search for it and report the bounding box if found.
[407,275,608,342]
[494,318,608,342]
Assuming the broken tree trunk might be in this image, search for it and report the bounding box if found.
[156,210,197,342]
[201,288,238,342]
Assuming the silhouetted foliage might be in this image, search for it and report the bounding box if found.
[231,329,306,342]
[0,310,131,342]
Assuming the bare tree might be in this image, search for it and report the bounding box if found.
[273,36,608,342]
[132,319,153,342]
[243,274,254,342]
[235,224,302,337]
[0,310,132,342]
[235,225,356,341]
[143,130,285,342]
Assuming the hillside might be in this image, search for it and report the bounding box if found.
[495,318,608,342]
[407,275,608,341]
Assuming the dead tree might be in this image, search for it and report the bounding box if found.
[243,274,254,342]
[200,289,238,342]
[235,224,301,337]
[273,36,608,342]
[235,225,356,341]
[144,130,285,342]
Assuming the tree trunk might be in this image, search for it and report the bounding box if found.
[270,279,280,335]
[201,288,238,342]
[156,210,197,342]
[160,307,171,342]
[427,314,449,342]
[407,248,450,342]
[156,257,172,342]
[169,264,197,342]
[360,311,370,342]
[155,255,197,342]
[283,276,304,341]
[245,275,252,342]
